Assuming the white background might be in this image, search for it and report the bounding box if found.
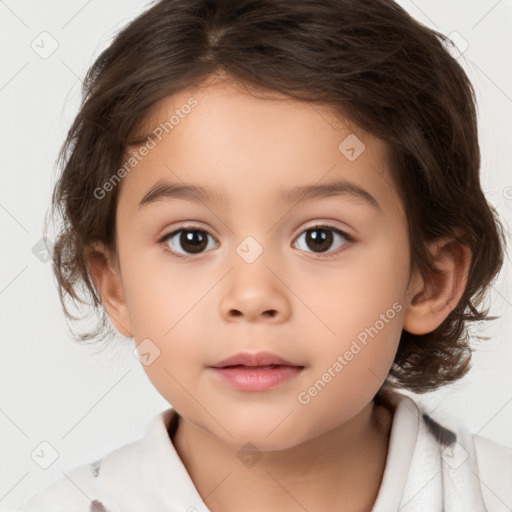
[1,0,511,508]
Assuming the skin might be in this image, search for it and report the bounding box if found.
[87,76,471,511]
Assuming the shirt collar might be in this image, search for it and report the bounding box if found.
[139,407,211,511]
[137,388,416,511]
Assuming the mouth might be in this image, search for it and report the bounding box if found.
[210,351,303,369]
[216,364,300,369]
[208,359,304,391]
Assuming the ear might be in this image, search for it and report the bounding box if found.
[403,235,472,335]
[85,242,133,338]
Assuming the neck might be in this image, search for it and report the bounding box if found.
[171,399,393,512]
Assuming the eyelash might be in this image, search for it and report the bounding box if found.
[158,223,353,261]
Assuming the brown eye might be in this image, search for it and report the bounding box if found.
[161,227,218,256]
[293,225,350,254]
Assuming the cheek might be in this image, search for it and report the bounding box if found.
[302,233,408,386]
[295,299,404,435]
[120,243,205,337]
[121,247,215,379]
[127,263,208,406]
[314,237,408,337]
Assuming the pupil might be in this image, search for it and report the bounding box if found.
[180,230,207,253]
[307,228,332,252]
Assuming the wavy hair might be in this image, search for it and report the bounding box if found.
[47,0,506,392]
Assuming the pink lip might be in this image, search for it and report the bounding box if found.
[209,365,303,391]
[208,351,304,391]
[211,351,300,368]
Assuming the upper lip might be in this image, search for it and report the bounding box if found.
[210,351,303,368]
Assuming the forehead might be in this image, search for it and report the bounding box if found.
[117,80,402,219]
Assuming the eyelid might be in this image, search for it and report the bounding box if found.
[292,220,354,241]
[157,221,217,241]
[157,223,220,246]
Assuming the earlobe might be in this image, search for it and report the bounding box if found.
[86,242,133,338]
[403,236,471,335]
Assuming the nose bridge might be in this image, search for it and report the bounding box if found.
[219,233,291,323]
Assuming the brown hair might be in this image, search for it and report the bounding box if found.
[47,0,506,392]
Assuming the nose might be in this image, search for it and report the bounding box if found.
[219,257,291,324]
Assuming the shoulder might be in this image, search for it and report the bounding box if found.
[15,408,176,512]
[16,438,144,512]
[473,433,512,511]
[417,400,512,511]
[379,388,512,511]
[15,461,104,511]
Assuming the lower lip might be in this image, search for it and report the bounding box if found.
[209,365,303,391]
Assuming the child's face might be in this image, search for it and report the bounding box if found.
[111,79,415,449]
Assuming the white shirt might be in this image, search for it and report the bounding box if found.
[14,390,512,512]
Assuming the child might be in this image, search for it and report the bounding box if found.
[16,0,511,510]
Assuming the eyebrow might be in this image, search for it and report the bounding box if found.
[138,179,381,211]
